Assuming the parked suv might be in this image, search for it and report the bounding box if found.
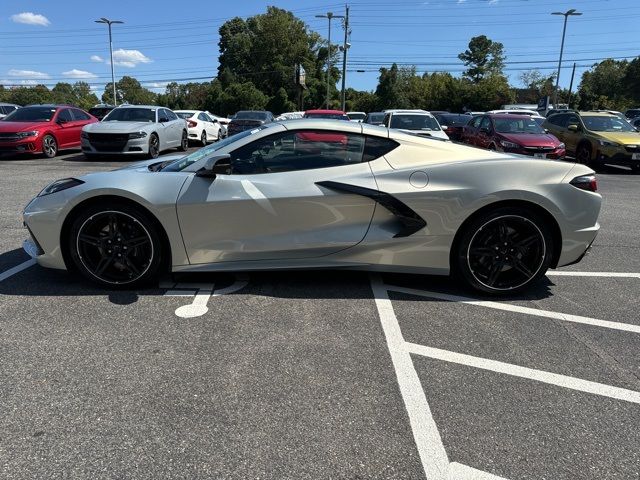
[382,109,449,140]
[544,111,640,170]
[227,111,274,136]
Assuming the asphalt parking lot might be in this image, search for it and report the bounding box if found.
[1,150,639,479]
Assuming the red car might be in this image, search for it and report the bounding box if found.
[0,104,97,158]
[461,113,566,159]
[303,109,350,120]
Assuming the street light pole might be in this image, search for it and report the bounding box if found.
[339,5,350,112]
[551,9,582,109]
[316,12,344,109]
[95,17,124,106]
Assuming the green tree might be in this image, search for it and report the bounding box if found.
[72,82,99,110]
[6,85,51,106]
[266,87,296,114]
[375,63,411,109]
[577,59,630,110]
[213,81,269,116]
[102,76,156,105]
[458,35,505,83]
[622,57,640,105]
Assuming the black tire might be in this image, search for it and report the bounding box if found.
[201,131,207,146]
[67,203,163,288]
[179,130,189,151]
[147,134,160,159]
[41,135,58,158]
[452,207,554,295]
[576,142,592,166]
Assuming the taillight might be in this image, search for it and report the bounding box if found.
[570,174,598,192]
[187,120,197,128]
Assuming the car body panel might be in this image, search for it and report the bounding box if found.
[23,119,601,281]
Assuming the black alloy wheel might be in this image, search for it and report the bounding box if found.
[68,206,162,287]
[42,135,58,158]
[148,134,160,159]
[201,131,207,146]
[576,143,592,165]
[455,208,553,294]
[179,130,189,151]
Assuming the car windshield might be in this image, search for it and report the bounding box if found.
[494,117,545,134]
[366,113,384,123]
[103,108,156,122]
[161,128,266,172]
[305,113,350,120]
[347,113,366,121]
[175,112,195,119]
[235,111,268,120]
[3,106,56,122]
[389,114,440,131]
[436,114,470,126]
[583,116,636,132]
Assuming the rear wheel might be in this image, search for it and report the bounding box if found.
[576,142,592,165]
[67,204,163,288]
[453,207,554,294]
[179,130,188,151]
[201,130,207,146]
[42,135,57,158]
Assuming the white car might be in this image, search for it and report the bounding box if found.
[347,111,367,122]
[488,109,543,118]
[81,105,188,159]
[382,109,449,140]
[175,110,222,145]
[206,112,230,138]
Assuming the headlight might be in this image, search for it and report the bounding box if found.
[16,131,39,138]
[558,143,565,149]
[598,139,619,147]
[500,140,520,149]
[128,131,148,139]
[37,178,84,197]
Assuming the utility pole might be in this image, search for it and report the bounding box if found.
[340,5,350,112]
[551,9,582,108]
[567,62,577,109]
[95,17,124,106]
[316,11,344,109]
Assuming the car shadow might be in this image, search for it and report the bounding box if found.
[0,247,555,305]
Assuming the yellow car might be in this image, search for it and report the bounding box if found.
[543,111,640,171]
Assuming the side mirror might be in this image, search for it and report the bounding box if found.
[567,124,579,132]
[196,154,232,178]
[159,116,169,123]
[544,128,550,133]
[212,118,218,123]
[57,117,69,125]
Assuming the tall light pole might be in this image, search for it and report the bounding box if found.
[95,17,124,106]
[551,9,581,108]
[339,5,350,112]
[316,12,344,109]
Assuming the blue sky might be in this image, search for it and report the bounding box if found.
[1,0,638,99]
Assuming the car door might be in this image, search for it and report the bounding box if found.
[165,109,182,147]
[543,113,566,143]
[176,127,378,264]
[200,112,218,140]
[477,116,493,149]
[563,113,583,154]
[462,115,481,145]
[53,108,75,148]
[70,109,94,147]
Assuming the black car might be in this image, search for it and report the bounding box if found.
[625,108,640,120]
[364,112,385,126]
[227,111,274,136]
[88,105,115,121]
[432,113,471,142]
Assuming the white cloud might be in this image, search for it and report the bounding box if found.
[111,49,152,68]
[90,55,104,63]
[488,0,499,3]
[457,0,467,3]
[7,69,50,79]
[144,82,169,90]
[62,69,97,79]
[10,12,50,26]
[0,79,39,86]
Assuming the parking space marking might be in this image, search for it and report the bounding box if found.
[387,286,640,334]
[547,271,640,278]
[0,258,36,283]
[406,342,640,405]
[175,285,214,318]
[165,274,249,318]
[447,462,509,480]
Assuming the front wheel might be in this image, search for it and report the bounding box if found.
[42,135,58,158]
[67,204,163,288]
[201,131,207,146]
[576,143,592,166]
[147,134,160,159]
[453,207,554,295]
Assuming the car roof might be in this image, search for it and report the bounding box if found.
[487,113,539,119]
[116,105,161,109]
[305,109,347,114]
[578,111,618,117]
[384,109,429,114]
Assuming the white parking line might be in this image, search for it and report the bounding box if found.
[175,285,214,318]
[387,286,640,334]
[166,274,250,318]
[406,342,640,405]
[447,462,509,480]
[547,271,640,278]
[0,258,36,283]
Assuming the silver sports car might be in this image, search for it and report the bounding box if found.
[23,119,601,294]
[81,105,188,159]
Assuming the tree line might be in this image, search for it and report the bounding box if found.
[1,7,638,115]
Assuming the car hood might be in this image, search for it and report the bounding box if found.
[594,131,640,145]
[398,128,449,140]
[0,121,52,132]
[498,132,560,147]
[84,121,154,133]
[113,155,186,171]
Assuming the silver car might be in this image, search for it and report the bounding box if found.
[24,119,601,294]
[81,105,188,159]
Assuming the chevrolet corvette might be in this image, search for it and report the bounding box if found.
[23,119,601,294]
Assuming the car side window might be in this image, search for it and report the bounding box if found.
[229,130,366,175]
[198,113,209,122]
[566,114,580,128]
[471,116,483,128]
[546,114,563,126]
[71,109,90,121]
[383,114,391,127]
[165,109,178,121]
[57,109,73,123]
[479,116,492,131]
[362,136,399,162]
